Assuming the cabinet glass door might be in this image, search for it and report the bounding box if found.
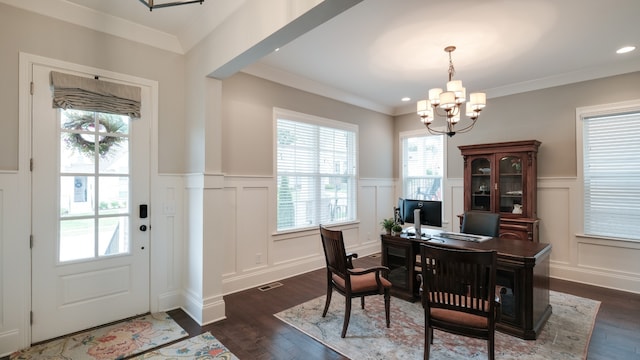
[470,157,492,211]
[499,155,524,214]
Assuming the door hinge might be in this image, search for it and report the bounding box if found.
[30,235,33,249]
[30,81,34,95]
[30,158,33,171]
[30,311,33,325]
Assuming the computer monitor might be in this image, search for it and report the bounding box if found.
[400,198,442,227]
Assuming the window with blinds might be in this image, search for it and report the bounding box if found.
[276,110,357,231]
[401,133,444,201]
[582,111,640,241]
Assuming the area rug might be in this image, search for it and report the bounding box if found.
[275,291,600,360]
[131,332,239,359]
[10,312,187,360]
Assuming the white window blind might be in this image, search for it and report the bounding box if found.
[583,111,640,241]
[276,112,357,231]
[401,134,444,201]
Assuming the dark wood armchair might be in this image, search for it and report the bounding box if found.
[319,225,392,338]
[461,211,500,237]
[419,244,499,360]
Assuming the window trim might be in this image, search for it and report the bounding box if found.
[273,108,359,234]
[576,99,640,242]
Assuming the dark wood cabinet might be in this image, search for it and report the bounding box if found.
[381,235,418,301]
[459,140,541,241]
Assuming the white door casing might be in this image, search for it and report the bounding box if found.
[30,63,151,343]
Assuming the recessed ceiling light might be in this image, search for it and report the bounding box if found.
[401,97,411,102]
[616,46,636,54]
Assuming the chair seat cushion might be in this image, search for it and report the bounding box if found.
[430,308,488,328]
[332,268,392,293]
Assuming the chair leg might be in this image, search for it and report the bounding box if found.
[341,297,352,338]
[384,289,391,328]
[322,286,332,317]
[488,332,495,360]
[424,313,432,360]
[361,296,365,309]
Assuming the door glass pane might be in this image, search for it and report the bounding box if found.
[471,157,491,211]
[499,155,524,213]
[99,216,129,256]
[59,218,95,262]
[99,136,129,173]
[98,176,129,215]
[60,176,95,217]
[58,109,131,262]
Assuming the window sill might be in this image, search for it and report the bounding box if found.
[576,233,640,247]
[273,220,361,241]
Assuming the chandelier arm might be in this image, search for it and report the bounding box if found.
[450,118,478,134]
[432,106,450,118]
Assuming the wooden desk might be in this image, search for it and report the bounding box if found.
[381,230,552,340]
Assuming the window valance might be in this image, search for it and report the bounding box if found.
[50,71,141,118]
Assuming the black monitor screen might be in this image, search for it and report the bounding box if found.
[400,199,442,227]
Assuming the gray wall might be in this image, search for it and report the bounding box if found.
[395,72,640,179]
[221,72,394,178]
[0,3,187,173]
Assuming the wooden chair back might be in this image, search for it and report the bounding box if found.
[319,225,351,280]
[420,243,499,359]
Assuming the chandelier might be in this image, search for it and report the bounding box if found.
[139,0,204,11]
[416,46,486,137]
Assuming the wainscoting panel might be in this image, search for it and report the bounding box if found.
[447,178,464,232]
[0,188,3,327]
[237,186,270,272]
[578,240,640,274]
[359,184,378,243]
[361,178,396,246]
[0,172,28,355]
[222,187,238,277]
[152,175,186,312]
[272,232,321,266]
[538,185,572,264]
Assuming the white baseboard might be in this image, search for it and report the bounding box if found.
[551,263,640,295]
[0,329,23,357]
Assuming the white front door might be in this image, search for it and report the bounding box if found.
[30,64,151,342]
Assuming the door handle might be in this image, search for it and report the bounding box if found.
[139,225,147,231]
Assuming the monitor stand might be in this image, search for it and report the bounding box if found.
[413,209,421,238]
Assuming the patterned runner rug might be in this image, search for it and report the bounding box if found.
[10,312,187,360]
[131,332,239,359]
[275,291,600,360]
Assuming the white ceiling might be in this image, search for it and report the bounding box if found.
[5,0,640,115]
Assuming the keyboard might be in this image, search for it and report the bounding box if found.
[434,232,492,243]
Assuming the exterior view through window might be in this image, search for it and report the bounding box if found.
[401,133,444,201]
[276,110,357,231]
[59,109,131,261]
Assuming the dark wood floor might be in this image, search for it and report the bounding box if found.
[169,254,640,360]
[5,254,637,359]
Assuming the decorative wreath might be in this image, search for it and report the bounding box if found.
[63,113,127,159]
